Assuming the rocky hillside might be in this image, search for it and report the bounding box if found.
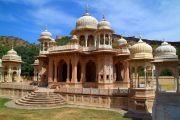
[0,36,31,47]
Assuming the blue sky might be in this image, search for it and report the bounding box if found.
[0,0,180,43]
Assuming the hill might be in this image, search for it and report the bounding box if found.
[0,36,32,47]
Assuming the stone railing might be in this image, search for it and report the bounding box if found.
[0,83,37,90]
[48,45,79,52]
[98,45,112,49]
[55,88,129,96]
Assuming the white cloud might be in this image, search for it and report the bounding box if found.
[29,7,76,26]
[76,0,180,41]
[0,0,50,6]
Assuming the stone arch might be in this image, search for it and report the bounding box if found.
[44,42,48,51]
[105,34,109,45]
[4,71,8,82]
[77,61,81,82]
[58,60,67,82]
[100,34,104,44]
[12,71,17,82]
[158,68,176,92]
[137,66,145,88]
[115,62,124,81]
[86,61,96,82]
[79,35,85,46]
[87,35,94,47]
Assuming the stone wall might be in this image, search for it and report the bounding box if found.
[55,88,129,109]
[0,83,36,98]
[59,93,128,109]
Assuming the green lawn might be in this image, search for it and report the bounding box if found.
[0,98,140,120]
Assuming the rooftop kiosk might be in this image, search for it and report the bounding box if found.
[128,37,155,114]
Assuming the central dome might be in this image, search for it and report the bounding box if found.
[76,13,98,30]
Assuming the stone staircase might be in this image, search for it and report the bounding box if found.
[15,88,66,107]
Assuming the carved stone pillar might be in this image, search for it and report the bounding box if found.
[94,36,97,47]
[81,62,86,83]
[66,59,70,83]
[48,59,53,82]
[103,33,105,45]
[72,58,78,83]
[85,34,88,47]
[54,61,58,82]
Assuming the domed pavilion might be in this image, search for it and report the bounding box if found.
[153,42,179,93]
[1,48,22,82]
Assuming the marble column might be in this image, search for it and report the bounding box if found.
[103,34,105,45]
[94,36,97,47]
[85,34,88,47]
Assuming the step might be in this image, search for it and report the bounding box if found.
[17,99,65,104]
[15,90,66,107]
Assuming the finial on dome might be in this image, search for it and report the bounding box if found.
[161,38,168,45]
[45,25,48,31]
[138,33,143,42]
[102,15,106,21]
[120,34,123,38]
[11,44,14,50]
[85,0,89,15]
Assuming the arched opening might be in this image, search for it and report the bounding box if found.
[115,62,124,81]
[4,71,7,82]
[44,42,48,51]
[137,66,145,88]
[86,61,96,82]
[77,62,81,82]
[159,69,176,92]
[12,71,17,82]
[100,34,104,44]
[87,35,94,47]
[105,34,109,45]
[79,35,85,46]
[58,60,67,82]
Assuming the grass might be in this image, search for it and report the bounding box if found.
[0,98,140,120]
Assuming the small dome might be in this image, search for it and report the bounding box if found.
[154,42,178,60]
[71,35,78,40]
[7,48,17,55]
[76,13,98,30]
[39,27,53,41]
[41,27,52,37]
[2,48,22,62]
[98,16,111,30]
[117,36,127,46]
[129,38,153,59]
